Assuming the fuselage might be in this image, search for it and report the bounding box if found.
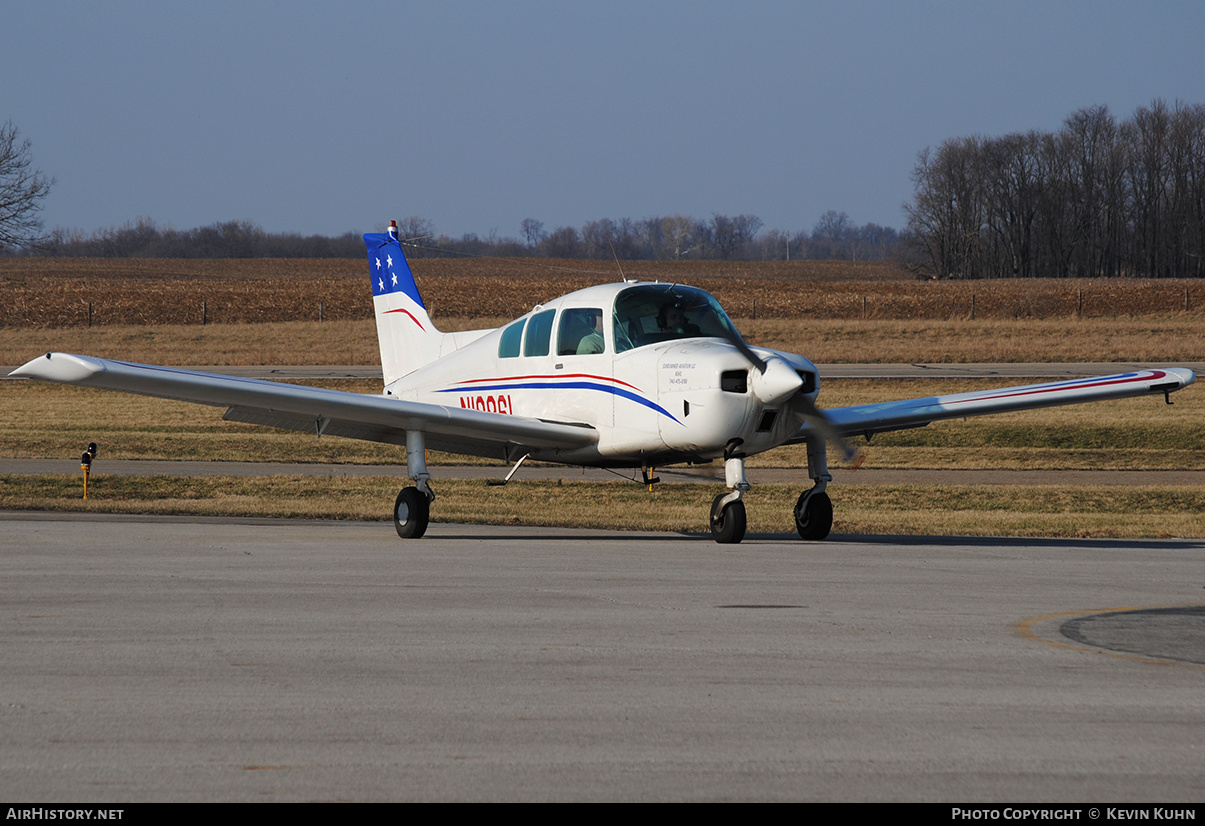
[387,281,819,467]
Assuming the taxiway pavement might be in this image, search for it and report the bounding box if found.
[2,513,1202,802]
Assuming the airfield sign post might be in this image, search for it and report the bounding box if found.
[80,442,97,499]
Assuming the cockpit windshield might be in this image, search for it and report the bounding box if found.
[612,284,739,354]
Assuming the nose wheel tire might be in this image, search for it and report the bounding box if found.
[794,490,832,541]
[394,486,430,539]
[710,494,747,544]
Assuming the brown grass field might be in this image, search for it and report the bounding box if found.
[3,257,1203,537]
[3,257,1204,327]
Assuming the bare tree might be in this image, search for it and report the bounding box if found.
[581,218,617,258]
[905,139,988,278]
[663,215,700,259]
[0,122,54,251]
[904,99,1205,279]
[541,225,581,258]
[520,218,546,250]
[709,214,762,259]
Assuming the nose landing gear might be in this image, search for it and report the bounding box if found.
[710,493,747,544]
[711,442,750,544]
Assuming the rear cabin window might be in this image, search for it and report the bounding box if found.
[498,319,525,358]
[523,309,556,357]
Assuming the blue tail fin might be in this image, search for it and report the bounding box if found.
[364,222,442,384]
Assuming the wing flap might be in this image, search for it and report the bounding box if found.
[12,353,598,453]
[223,407,519,460]
[814,368,1195,441]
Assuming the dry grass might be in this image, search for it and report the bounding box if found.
[2,320,384,366]
[3,474,1201,538]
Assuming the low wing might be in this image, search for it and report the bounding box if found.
[810,368,1195,442]
[10,353,598,460]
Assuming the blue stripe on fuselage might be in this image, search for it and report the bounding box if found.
[436,380,680,425]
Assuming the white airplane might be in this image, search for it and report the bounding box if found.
[11,221,1197,543]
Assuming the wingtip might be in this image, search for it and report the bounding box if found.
[9,352,106,383]
[1166,367,1196,388]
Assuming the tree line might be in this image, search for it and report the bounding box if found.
[905,99,1205,279]
[23,211,903,262]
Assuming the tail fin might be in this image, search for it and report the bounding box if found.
[364,222,443,384]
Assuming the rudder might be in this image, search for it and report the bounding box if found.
[364,221,443,384]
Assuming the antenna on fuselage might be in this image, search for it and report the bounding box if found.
[609,241,634,283]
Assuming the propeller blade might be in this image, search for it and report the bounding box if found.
[712,319,768,374]
[797,393,857,463]
[728,332,767,374]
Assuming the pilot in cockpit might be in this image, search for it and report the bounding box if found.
[657,301,700,336]
[577,311,605,354]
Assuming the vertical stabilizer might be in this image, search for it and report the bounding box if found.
[364,222,443,384]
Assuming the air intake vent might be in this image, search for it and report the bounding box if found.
[721,370,748,393]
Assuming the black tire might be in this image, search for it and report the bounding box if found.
[710,494,747,544]
[794,490,832,541]
[394,486,430,539]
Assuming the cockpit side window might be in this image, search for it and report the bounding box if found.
[612,284,737,353]
[523,309,556,357]
[557,308,605,356]
[498,319,525,359]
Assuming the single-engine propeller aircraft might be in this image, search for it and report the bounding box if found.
[12,221,1196,543]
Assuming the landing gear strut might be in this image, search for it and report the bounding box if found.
[794,435,833,541]
[395,430,434,539]
[711,441,750,544]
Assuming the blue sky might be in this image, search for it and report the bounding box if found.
[4,1,1204,239]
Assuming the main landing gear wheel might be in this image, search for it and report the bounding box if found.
[710,494,747,544]
[794,490,832,541]
[394,486,430,539]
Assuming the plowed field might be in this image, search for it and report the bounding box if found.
[2,257,1201,327]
